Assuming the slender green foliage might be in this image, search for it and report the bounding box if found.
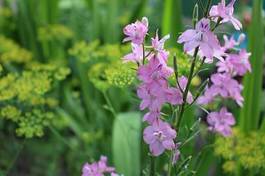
[162,0,182,46]
[239,0,264,132]
[112,112,141,176]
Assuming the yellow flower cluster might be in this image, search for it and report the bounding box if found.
[0,105,54,137]
[69,41,129,62]
[214,128,265,173]
[0,35,32,64]
[99,44,123,59]
[0,62,70,138]
[88,61,136,91]
[26,61,71,81]
[0,7,15,32]
[0,7,12,17]
[68,40,99,62]
[15,109,55,138]
[105,62,135,88]
[1,105,21,122]
[88,63,110,91]
[38,24,74,42]
[69,40,134,90]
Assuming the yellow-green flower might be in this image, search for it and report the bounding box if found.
[38,24,74,42]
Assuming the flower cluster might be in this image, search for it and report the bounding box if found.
[38,24,74,42]
[105,62,135,88]
[207,107,235,136]
[209,0,242,30]
[0,35,32,64]
[82,156,119,176]
[178,18,220,62]
[0,62,70,138]
[174,0,250,137]
[78,0,252,174]
[122,17,186,157]
[121,0,251,158]
[197,33,251,136]
[68,40,100,63]
[215,128,265,173]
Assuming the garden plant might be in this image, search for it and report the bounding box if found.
[0,0,264,176]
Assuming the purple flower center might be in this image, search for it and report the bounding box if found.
[153,130,165,141]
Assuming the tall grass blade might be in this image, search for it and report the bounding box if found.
[104,0,119,43]
[162,0,182,46]
[129,0,148,22]
[239,0,264,132]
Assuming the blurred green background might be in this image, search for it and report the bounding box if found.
[0,0,264,176]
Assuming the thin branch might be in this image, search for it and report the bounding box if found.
[173,55,184,93]
[186,78,209,109]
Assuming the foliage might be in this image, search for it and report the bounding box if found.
[37,24,74,42]
[0,0,264,176]
[215,128,265,173]
[0,61,70,138]
[112,112,141,176]
[239,0,264,132]
[0,35,32,64]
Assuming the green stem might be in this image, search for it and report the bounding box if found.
[175,47,199,129]
[167,154,173,176]
[103,91,117,117]
[142,44,146,65]
[174,11,221,130]
[192,57,205,78]
[49,126,74,149]
[76,61,93,121]
[173,55,183,93]
[5,139,26,175]
[150,156,155,176]
[211,17,222,31]
[204,0,212,17]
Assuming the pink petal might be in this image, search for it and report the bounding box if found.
[150,141,165,156]
[162,140,175,150]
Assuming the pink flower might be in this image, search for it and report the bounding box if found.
[137,81,167,111]
[217,49,251,76]
[143,111,161,124]
[165,76,193,105]
[143,120,176,156]
[198,73,243,106]
[211,73,243,106]
[222,34,246,51]
[151,32,170,65]
[82,156,116,176]
[123,17,148,45]
[165,87,183,105]
[123,43,144,63]
[209,0,242,30]
[207,107,235,137]
[138,58,173,83]
[178,18,220,60]
[211,34,246,61]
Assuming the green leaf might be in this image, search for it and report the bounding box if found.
[239,0,264,132]
[194,145,216,175]
[162,0,182,46]
[112,112,141,176]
